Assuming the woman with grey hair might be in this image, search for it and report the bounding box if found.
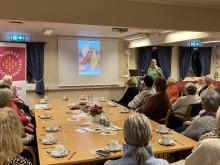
[183,90,220,141]
[169,84,200,129]
[105,113,168,165]
[171,108,220,165]
[118,77,139,108]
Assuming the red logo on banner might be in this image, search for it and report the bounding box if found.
[0,46,26,81]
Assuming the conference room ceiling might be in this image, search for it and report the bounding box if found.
[0,20,163,38]
[125,0,220,9]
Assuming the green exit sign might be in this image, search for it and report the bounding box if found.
[10,35,25,41]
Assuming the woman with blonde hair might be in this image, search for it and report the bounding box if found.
[0,107,32,165]
[105,113,168,165]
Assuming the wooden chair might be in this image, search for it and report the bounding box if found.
[159,108,173,126]
[23,146,37,165]
[172,102,202,121]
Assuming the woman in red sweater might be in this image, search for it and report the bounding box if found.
[0,87,31,126]
[137,77,170,123]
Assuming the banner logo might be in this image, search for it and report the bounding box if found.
[0,47,26,81]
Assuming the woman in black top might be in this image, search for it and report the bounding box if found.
[118,77,139,108]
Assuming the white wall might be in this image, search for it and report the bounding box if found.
[23,36,128,101]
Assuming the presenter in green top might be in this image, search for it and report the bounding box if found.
[147,59,163,80]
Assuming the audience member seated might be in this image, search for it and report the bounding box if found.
[0,107,32,165]
[118,77,139,108]
[0,87,34,144]
[195,77,206,94]
[105,113,168,165]
[199,102,220,141]
[199,74,215,95]
[137,77,170,123]
[171,108,220,165]
[172,84,200,120]
[166,78,179,104]
[182,90,220,141]
[128,75,155,109]
[1,75,33,121]
[0,86,31,126]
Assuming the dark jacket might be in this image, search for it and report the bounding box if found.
[118,86,139,108]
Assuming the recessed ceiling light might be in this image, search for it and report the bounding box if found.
[202,40,220,44]
[124,33,149,41]
[42,28,54,35]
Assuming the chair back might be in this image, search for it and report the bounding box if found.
[189,102,203,117]
[23,146,37,165]
[159,108,172,126]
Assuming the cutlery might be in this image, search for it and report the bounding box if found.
[68,152,76,160]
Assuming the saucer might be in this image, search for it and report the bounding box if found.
[67,103,80,107]
[99,97,107,102]
[40,115,51,119]
[40,138,57,145]
[101,131,117,136]
[105,144,122,152]
[107,101,117,107]
[158,139,176,146]
[44,105,52,110]
[44,126,61,132]
[119,109,130,113]
[92,128,102,133]
[155,129,169,134]
[47,149,70,158]
[40,101,48,104]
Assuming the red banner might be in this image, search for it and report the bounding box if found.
[0,46,26,81]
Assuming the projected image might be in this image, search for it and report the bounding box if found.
[78,40,100,75]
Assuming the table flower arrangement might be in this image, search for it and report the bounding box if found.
[89,104,102,122]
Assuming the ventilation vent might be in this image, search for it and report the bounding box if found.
[9,21,23,24]
[112,27,128,33]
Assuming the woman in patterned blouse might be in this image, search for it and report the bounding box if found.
[0,107,32,165]
[183,90,220,141]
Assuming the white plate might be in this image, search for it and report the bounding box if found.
[67,103,76,107]
[105,144,122,152]
[44,126,61,132]
[40,115,51,119]
[155,129,169,134]
[48,149,70,158]
[107,101,117,107]
[100,97,107,102]
[40,138,57,145]
[101,131,117,136]
[119,109,130,113]
[158,139,176,146]
[40,101,48,104]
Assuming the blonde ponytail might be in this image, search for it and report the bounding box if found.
[124,113,152,165]
[133,146,148,165]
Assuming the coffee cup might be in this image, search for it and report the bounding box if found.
[62,95,68,100]
[44,96,48,101]
[110,140,119,149]
[40,99,47,104]
[55,145,65,153]
[45,134,54,141]
[159,124,167,132]
[43,112,49,118]
[44,104,52,109]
